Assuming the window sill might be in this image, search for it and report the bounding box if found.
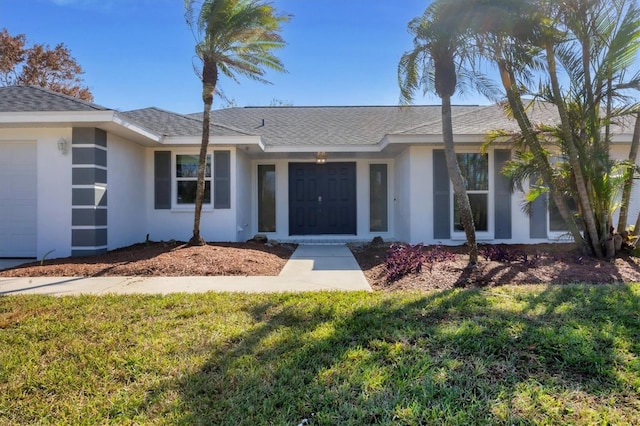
[170,205,214,213]
[546,231,575,242]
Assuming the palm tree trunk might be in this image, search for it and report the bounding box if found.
[189,59,217,246]
[545,44,603,257]
[498,61,585,251]
[618,113,640,234]
[442,95,478,265]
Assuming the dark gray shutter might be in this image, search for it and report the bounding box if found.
[494,149,512,239]
[154,151,171,209]
[433,149,451,239]
[529,177,547,238]
[214,150,231,209]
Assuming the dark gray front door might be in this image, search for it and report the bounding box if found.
[289,162,356,235]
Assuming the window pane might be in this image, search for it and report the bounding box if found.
[214,151,231,209]
[176,155,211,178]
[177,181,211,204]
[454,193,488,231]
[369,164,388,232]
[258,165,276,232]
[549,196,577,231]
[456,153,488,190]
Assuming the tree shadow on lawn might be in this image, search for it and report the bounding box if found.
[143,286,640,424]
[457,256,628,287]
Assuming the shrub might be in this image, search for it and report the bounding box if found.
[480,244,539,266]
[385,243,425,283]
[384,244,456,283]
[424,245,457,271]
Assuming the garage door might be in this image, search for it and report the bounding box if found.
[0,142,37,257]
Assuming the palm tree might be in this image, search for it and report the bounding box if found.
[466,0,640,257]
[398,2,492,265]
[184,0,289,245]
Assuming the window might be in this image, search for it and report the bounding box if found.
[370,164,388,232]
[549,195,578,232]
[214,151,231,209]
[176,154,211,204]
[453,153,489,232]
[258,164,276,232]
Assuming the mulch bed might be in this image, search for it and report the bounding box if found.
[349,242,640,291]
[3,240,639,291]
[0,241,297,278]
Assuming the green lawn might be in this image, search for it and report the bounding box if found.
[1,284,639,425]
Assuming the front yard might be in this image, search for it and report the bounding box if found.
[4,241,640,292]
[2,285,639,425]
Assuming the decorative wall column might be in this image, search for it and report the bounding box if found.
[71,128,107,256]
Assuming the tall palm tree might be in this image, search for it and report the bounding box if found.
[398,2,491,265]
[184,0,289,245]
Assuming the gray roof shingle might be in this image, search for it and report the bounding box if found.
[2,86,633,145]
[0,85,110,112]
[203,105,488,146]
[121,107,253,137]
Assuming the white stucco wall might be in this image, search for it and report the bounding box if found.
[145,147,239,243]
[107,133,147,250]
[0,127,73,259]
[393,148,412,243]
[407,147,434,244]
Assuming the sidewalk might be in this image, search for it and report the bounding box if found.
[0,245,372,296]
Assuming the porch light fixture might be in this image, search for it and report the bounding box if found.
[57,138,69,155]
[316,152,326,164]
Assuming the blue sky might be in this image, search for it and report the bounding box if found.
[0,0,489,114]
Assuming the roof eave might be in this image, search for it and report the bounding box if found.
[0,110,165,145]
[162,134,265,149]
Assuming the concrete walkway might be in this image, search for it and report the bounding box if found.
[0,245,372,296]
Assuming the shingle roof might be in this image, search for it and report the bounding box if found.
[2,86,632,145]
[0,85,110,112]
[121,107,253,137]
[396,103,561,135]
[202,105,489,146]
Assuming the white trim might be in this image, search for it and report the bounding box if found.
[255,162,278,234]
[72,164,107,171]
[71,144,107,151]
[71,226,108,230]
[264,144,381,153]
[0,110,116,124]
[164,135,263,148]
[367,161,392,235]
[450,150,494,240]
[172,151,213,211]
[71,245,108,250]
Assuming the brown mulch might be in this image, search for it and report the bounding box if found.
[2,240,639,291]
[349,242,640,291]
[0,241,297,278]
